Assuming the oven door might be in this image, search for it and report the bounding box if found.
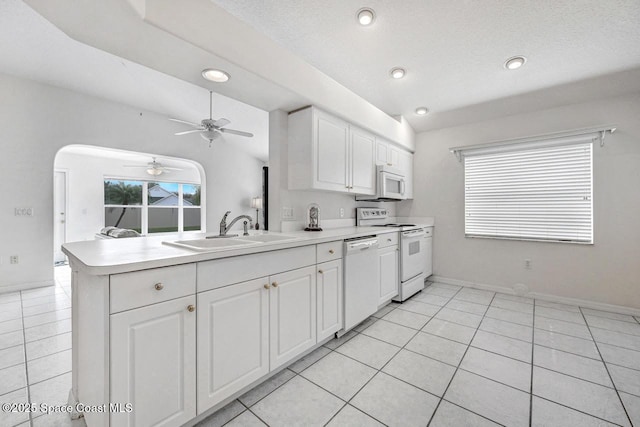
[379,171,406,200]
[401,228,426,282]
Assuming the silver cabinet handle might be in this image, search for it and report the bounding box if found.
[329,249,335,254]
[272,282,278,288]
[187,305,195,312]
[264,284,270,289]
[318,269,324,274]
[154,283,164,291]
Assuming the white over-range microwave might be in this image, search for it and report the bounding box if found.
[356,165,407,201]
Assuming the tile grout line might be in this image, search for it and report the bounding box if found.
[529,299,536,427]
[18,290,34,427]
[578,306,633,426]
[426,291,499,426]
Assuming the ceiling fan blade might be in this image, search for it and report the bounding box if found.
[219,128,254,137]
[213,118,230,128]
[169,118,202,128]
[123,165,148,168]
[175,129,203,136]
[162,167,183,171]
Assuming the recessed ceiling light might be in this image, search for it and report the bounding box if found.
[356,8,375,26]
[390,67,406,79]
[504,56,527,70]
[201,68,230,82]
[415,107,429,115]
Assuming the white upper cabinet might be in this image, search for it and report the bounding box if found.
[314,110,350,192]
[288,107,375,196]
[376,139,400,168]
[349,126,376,195]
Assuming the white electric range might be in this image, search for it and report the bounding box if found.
[357,208,433,302]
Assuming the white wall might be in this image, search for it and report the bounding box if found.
[55,150,202,243]
[399,92,640,309]
[0,73,265,292]
[268,110,396,231]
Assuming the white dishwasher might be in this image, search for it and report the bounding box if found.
[343,236,379,332]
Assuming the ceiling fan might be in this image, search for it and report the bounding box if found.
[123,157,182,176]
[170,91,254,146]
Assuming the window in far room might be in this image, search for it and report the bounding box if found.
[104,179,201,234]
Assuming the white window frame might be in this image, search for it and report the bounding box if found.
[455,132,602,244]
[104,178,203,235]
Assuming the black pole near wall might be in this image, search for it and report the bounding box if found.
[262,166,269,230]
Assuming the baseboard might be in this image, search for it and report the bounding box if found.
[431,275,640,316]
[0,280,55,294]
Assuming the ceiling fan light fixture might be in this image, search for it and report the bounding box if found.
[146,167,163,176]
[200,130,220,142]
[201,68,230,82]
[415,107,429,115]
[356,8,375,26]
[504,56,526,70]
[390,67,406,79]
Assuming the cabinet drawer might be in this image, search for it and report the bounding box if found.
[379,232,399,248]
[316,241,343,263]
[110,264,196,314]
[198,246,316,292]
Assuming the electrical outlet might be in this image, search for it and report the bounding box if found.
[524,259,532,270]
[10,255,19,265]
[281,207,294,220]
[339,208,345,218]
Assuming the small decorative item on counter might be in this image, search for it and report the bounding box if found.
[305,203,323,231]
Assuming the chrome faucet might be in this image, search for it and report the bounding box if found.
[217,211,253,237]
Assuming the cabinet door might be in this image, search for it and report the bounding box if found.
[388,146,400,167]
[197,278,269,412]
[111,295,196,427]
[398,150,414,199]
[270,266,317,370]
[317,260,342,342]
[314,110,349,192]
[379,246,399,305]
[376,141,388,165]
[350,126,376,195]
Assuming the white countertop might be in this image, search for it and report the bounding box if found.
[62,225,434,276]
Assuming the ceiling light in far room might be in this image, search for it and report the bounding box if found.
[504,56,527,70]
[390,67,406,79]
[146,167,163,176]
[201,68,230,82]
[415,107,429,115]
[356,8,376,26]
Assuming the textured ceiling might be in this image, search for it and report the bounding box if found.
[0,0,269,161]
[212,0,640,131]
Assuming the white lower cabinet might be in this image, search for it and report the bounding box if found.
[105,247,339,426]
[316,259,343,342]
[110,295,196,427]
[269,266,317,370]
[196,278,270,413]
[379,245,399,305]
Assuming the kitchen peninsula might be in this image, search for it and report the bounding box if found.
[62,223,432,427]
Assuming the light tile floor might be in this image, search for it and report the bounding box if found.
[2,269,640,426]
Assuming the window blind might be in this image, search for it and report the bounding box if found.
[464,138,593,243]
